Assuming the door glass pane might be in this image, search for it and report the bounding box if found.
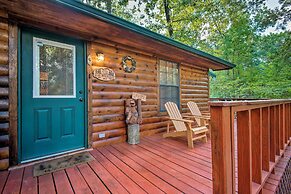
[33,38,75,98]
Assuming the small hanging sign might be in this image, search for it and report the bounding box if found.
[132,92,146,102]
[93,67,115,81]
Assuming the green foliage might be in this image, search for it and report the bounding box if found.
[82,0,291,99]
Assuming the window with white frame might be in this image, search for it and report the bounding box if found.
[159,60,180,112]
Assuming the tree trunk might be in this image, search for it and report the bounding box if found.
[163,0,173,37]
[106,0,112,13]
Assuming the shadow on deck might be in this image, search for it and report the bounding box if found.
[0,134,290,194]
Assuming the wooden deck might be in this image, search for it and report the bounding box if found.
[0,134,290,194]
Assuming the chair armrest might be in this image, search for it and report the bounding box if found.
[182,115,196,119]
[191,114,211,120]
[169,118,194,123]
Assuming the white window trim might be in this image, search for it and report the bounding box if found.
[33,37,76,98]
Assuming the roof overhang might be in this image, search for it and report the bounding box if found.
[0,0,235,70]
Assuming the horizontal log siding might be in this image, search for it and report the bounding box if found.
[0,13,9,170]
[180,65,209,113]
[89,42,166,147]
[89,42,209,148]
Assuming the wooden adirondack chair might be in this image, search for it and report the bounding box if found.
[163,102,208,148]
[186,101,211,129]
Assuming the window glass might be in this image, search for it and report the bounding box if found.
[33,38,76,98]
[159,60,179,111]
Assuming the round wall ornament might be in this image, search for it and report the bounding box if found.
[121,56,136,73]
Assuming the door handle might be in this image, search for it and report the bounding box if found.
[79,97,83,102]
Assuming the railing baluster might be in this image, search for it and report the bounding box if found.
[275,105,280,156]
[270,106,276,162]
[262,107,270,171]
[288,104,291,142]
[251,108,262,184]
[288,103,291,140]
[279,104,284,149]
[237,110,252,193]
[285,103,290,143]
[290,103,291,141]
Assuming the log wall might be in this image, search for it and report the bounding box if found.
[88,41,209,148]
[0,11,9,170]
[180,65,209,113]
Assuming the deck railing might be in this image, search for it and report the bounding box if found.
[209,99,291,194]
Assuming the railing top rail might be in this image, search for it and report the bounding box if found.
[209,99,291,107]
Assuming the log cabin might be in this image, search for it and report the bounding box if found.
[0,0,235,170]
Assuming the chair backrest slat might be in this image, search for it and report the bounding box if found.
[187,101,202,125]
[165,102,187,131]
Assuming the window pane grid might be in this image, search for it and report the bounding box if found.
[159,60,180,112]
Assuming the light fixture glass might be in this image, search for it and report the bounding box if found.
[96,52,105,62]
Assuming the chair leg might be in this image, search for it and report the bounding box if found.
[187,130,194,148]
[204,134,208,143]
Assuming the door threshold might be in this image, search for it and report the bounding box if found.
[9,148,93,171]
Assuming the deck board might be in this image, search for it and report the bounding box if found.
[1,134,290,194]
[124,143,212,193]
[98,147,163,194]
[66,166,92,194]
[38,173,56,194]
[77,163,110,194]
[87,158,129,193]
[105,146,181,193]
[53,170,74,194]
[0,170,9,193]
[113,143,201,193]
[91,149,146,194]
[21,166,37,194]
[2,168,24,194]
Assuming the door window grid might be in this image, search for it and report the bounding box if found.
[33,37,76,98]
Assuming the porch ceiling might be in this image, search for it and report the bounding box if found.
[0,0,235,70]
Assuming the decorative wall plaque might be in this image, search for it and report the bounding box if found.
[132,92,146,102]
[92,67,115,81]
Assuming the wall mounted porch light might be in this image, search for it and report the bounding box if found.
[96,52,105,62]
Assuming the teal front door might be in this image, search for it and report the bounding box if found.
[21,29,86,162]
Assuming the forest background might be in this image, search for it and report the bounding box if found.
[82,0,290,99]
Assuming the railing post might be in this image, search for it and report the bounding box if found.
[262,107,270,171]
[237,110,252,193]
[210,106,234,194]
